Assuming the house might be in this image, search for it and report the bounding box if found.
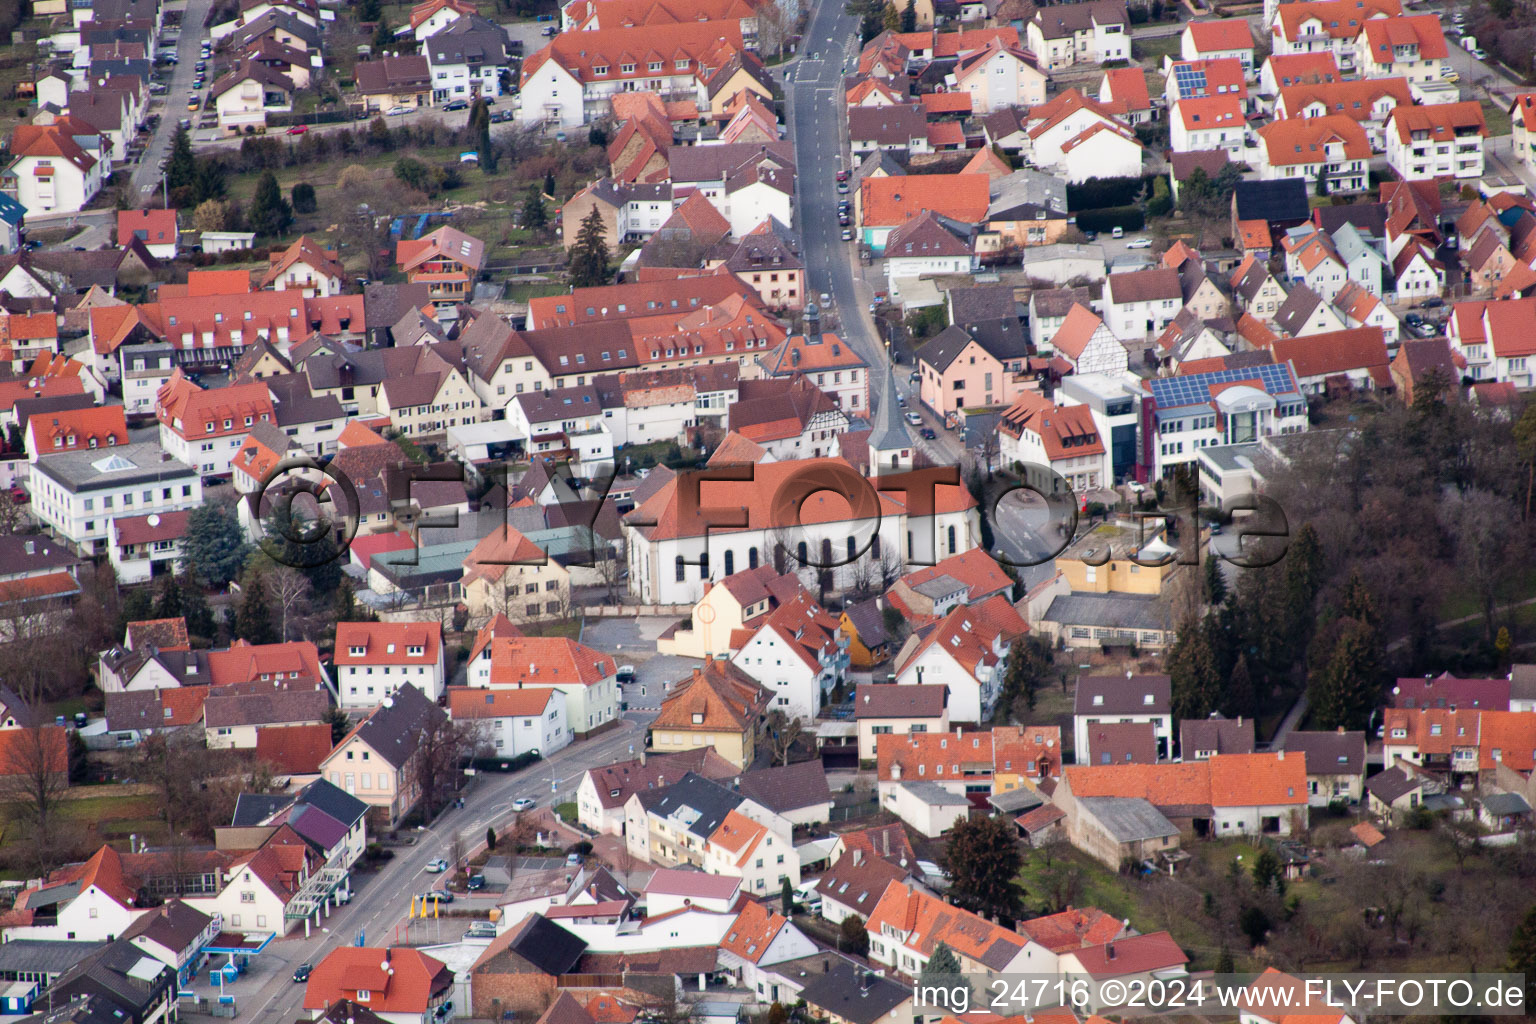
[333,621,446,708]
[1281,728,1367,805]
[427,14,513,102]
[1057,933,1189,1012]
[1048,304,1129,374]
[1479,791,1532,830]
[1365,758,1439,817]
[1084,721,1158,765]
[318,683,449,828]
[1170,95,1248,156]
[355,56,434,112]
[260,236,346,297]
[1230,178,1311,240]
[1390,337,1457,403]
[412,0,476,40]
[466,633,618,738]
[848,104,931,158]
[30,441,202,557]
[952,40,1046,114]
[795,960,914,1024]
[1355,14,1447,83]
[650,658,769,769]
[1164,58,1249,113]
[1269,326,1391,394]
[449,685,573,765]
[857,173,990,253]
[737,759,832,827]
[891,595,1026,724]
[204,689,330,751]
[854,684,949,761]
[155,372,276,477]
[1270,0,1403,62]
[210,59,294,135]
[1058,752,1310,838]
[1274,76,1412,150]
[1392,240,1444,302]
[302,947,453,1024]
[703,808,800,895]
[1074,674,1172,762]
[459,525,572,622]
[25,405,129,460]
[1273,284,1348,338]
[1024,90,1144,184]
[0,190,24,253]
[916,324,1017,415]
[121,900,218,987]
[642,866,741,915]
[516,21,737,126]
[1255,115,1369,192]
[2,125,103,215]
[1,843,137,942]
[1513,93,1536,171]
[1143,361,1308,478]
[117,209,178,259]
[1446,296,1536,386]
[1180,715,1255,760]
[885,549,1015,622]
[757,332,870,415]
[658,565,803,659]
[1384,101,1488,181]
[14,938,176,1024]
[1181,19,1255,74]
[575,747,738,836]
[1103,268,1183,340]
[1069,795,1180,868]
[997,392,1110,495]
[1025,1,1130,71]
[882,780,970,837]
[731,590,848,722]
[719,901,817,999]
[228,777,371,871]
[882,213,977,297]
[626,770,772,867]
[865,881,1030,975]
[840,597,894,668]
[1231,256,1287,321]
[814,850,920,926]
[728,376,849,462]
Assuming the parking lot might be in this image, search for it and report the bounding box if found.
[580,616,701,711]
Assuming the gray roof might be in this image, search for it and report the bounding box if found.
[1281,729,1366,777]
[737,760,831,814]
[1481,792,1532,816]
[297,779,369,828]
[913,574,965,599]
[424,14,510,68]
[1365,764,1424,804]
[1077,796,1179,842]
[962,317,1030,363]
[120,900,212,952]
[204,689,330,729]
[1030,286,1093,319]
[985,787,1044,813]
[231,792,295,827]
[854,683,946,719]
[1046,593,1173,633]
[948,283,1019,325]
[1074,672,1172,716]
[639,772,744,840]
[31,442,196,493]
[898,780,968,806]
[349,682,447,769]
[504,914,589,975]
[865,364,911,454]
[0,940,104,977]
[1198,441,1261,474]
[917,324,979,373]
[797,962,912,1024]
[842,597,889,650]
[1510,664,1536,701]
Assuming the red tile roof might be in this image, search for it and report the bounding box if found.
[721,900,787,963]
[1064,752,1308,808]
[155,372,276,441]
[1257,114,1370,165]
[1274,0,1402,43]
[118,209,178,245]
[483,636,614,686]
[447,686,560,718]
[1185,18,1253,52]
[860,174,990,227]
[1270,326,1388,379]
[1064,931,1188,978]
[1386,100,1487,144]
[254,722,334,774]
[334,621,443,666]
[303,947,452,1014]
[27,405,128,454]
[207,641,326,687]
[1018,907,1126,952]
[521,21,745,88]
[1360,14,1448,63]
[653,656,769,732]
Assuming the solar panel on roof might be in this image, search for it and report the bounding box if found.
[1149,363,1296,409]
[1173,64,1208,97]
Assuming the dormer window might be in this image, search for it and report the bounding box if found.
[1143,694,1155,705]
[692,712,704,724]
[594,64,608,74]
[1092,694,1103,706]
[349,645,365,656]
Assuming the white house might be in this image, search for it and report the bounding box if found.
[467,635,620,738]
[719,901,818,1000]
[1103,268,1183,340]
[882,212,976,295]
[1049,304,1129,375]
[333,621,446,707]
[155,375,276,479]
[210,60,294,135]
[124,900,220,987]
[446,685,571,759]
[1354,14,1447,83]
[1073,674,1173,762]
[997,394,1111,495]
[3,124,102,215]
[730,600,847,722]
[425,14,514,102]
[1170,95,1247,155]
[882,780,970,837]
[31,442,202,557]
[1255,115,1369,191]
[1391,241,1443,302]
[1181,19,1256,74]
[1384,101,1488,181]
[892,596,1024,724]
[702,809,801,895]
[1447,296,1536,387]
[1145,364,1309,479]
[952,40,1047,114]
[4,846,147,942]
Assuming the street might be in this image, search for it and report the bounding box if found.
[132,0,216,203]
[189,711,654,1023]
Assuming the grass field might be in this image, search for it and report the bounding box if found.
[1133,35,1183,65]
[1482,99,1512,136]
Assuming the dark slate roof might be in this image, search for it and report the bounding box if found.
[737,760,831,814]
[286,804,350,852]
[349,682,447,768]
[798,962,912,1024]
[637,772,743,840]
[1366,764,1425,804]
[917,324,979,372]
[1073,674,1172,716]
[1313,201,1388,238]
[231,792,295,827]
[1280,730,1366,777]
[120,899,212,951]
[504,914,588,975]
[1178,715,1255,757]
[963,317,1029,362]
[364,282,434,331]
[842,597,889,650]
[299,778,369,827]
[948,283,1019,324]
[865,364,911,453]
[1233,178,1310,224]
[0,940,106,977]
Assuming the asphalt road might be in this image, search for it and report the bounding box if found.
[132,0,216,202]
[201,711,654,1023]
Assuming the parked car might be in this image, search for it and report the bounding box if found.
[419,890,454,904]
[838,215,850,226]
[1084,230,1098,241]
[293,964,312,983]
[616,665,636,684]
[841,228,853,241]
[287,125,308,135]
[1126,237,1152,249]
[444,99,470,111]
[566,851,583,866]
[837,181,848,193]
[466,921,498,938]
[467,874,485,891]
[512,797,536,812]
[920,427,936,440]
[904,411,922,426]
[836,169,849,182]
[425,858,449,873]
[1111,225,1124,239]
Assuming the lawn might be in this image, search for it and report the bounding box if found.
[1482,99,1512,136]
[1133,35,1183,65]
[506,279,567,303]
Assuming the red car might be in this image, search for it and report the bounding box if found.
[287,125,309,135]
[835,169,849,183]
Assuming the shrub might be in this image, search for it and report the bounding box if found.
[291,182,317,214]
[1075,206,1145,233]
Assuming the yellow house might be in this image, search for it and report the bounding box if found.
[657,565,793,659]
[992,724,1063,793]
[839,596,893,668]
[1056,522,1175,596]
[706,55,776,121]
[649,657,770,770]
[461,526,572,623]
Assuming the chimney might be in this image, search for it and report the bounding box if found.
[639,750,647,766]
[1277,750,1285,761]
[853,848,863,867]
[860,973,871,996]
[1105,942,1116,961]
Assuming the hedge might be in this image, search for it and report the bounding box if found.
[1075,206,1145,233]
[1067,175,1161,212]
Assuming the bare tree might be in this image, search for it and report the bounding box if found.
[0,494,26,536]
[268,566,313,641]
[414,716,488,819]
[0,721,71,875]
[764,709,802,766]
